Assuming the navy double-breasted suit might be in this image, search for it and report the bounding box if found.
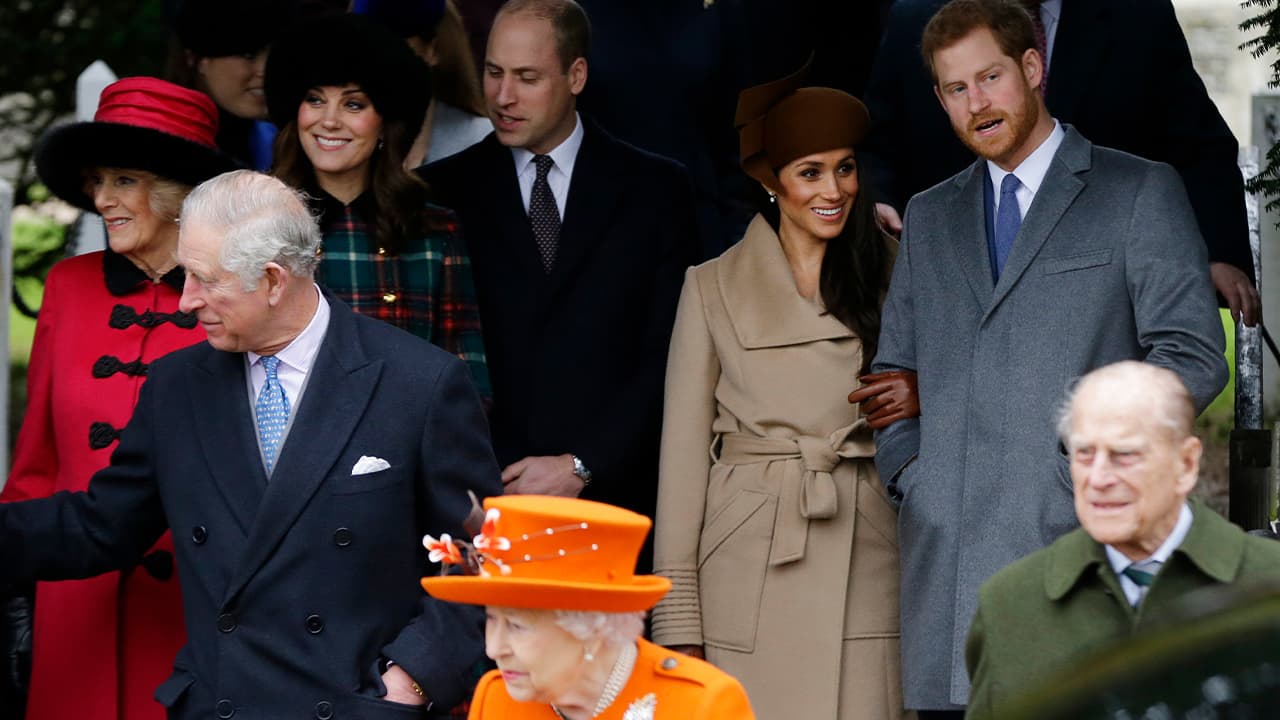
[0,293,503,719]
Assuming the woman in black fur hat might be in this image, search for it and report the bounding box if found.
[266,13,490,404]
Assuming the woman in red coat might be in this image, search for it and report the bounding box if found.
[2,77,237,720]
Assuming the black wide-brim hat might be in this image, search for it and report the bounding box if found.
[265,13,431,132]
[36,77,241,213]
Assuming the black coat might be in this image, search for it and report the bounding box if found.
[419,119,698,547]
[0,294,502,719]
[860,0,1253,279]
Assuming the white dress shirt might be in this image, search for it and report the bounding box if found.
[246,284,330,431]
[511,112,584,218]
[1105,503,1194,607]
[987,119,1065,220]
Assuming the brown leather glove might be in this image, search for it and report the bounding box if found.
[847,370,920,430]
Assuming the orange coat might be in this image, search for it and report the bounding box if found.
[467,638,755,719]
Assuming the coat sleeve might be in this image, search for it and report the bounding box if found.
[650,267,721,648]
[700,672,757,719]
[1125,162,1228,412]
[870,202,921,498]
[2,263,66,502]
[381,357,503,709]
[1145,0,1251,278]
[964,600,993,720]
[0,366,167,584]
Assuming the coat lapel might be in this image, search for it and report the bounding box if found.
[551,120,623,299]
[718,215,855,348]
[1044,0,1111,120]
[188,349,266,535]
[985,127,1089,319]
[944,162,996,308]
[222,297,382,604]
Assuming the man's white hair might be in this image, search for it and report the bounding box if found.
[1056,361,1195,444]
[180,170,321,290]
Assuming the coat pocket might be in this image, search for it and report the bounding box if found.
[1040,249,1112,275]
[329,465,403,495]
[154,668,195,709]
[697,489,776,652]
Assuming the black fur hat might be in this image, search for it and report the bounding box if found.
[173,0,294,58]
[264,13,432,132]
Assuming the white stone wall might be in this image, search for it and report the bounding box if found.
[1175,0,1270,145]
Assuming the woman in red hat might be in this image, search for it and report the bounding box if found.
[650,64,915,719]
[2,77,238,720]
[422,495,756,719]
[265,13,490,403]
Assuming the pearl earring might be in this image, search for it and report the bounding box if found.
[767,192,777,204]
[584,648,595,662]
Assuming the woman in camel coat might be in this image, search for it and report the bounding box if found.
[650,64,917,720]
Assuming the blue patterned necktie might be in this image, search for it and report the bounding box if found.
[256,355,291,475]
[993,173,1022,280]
[529,154,561,273]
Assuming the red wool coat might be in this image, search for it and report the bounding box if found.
[3,250,204,720]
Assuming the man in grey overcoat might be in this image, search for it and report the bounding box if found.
[868,0,1229,714]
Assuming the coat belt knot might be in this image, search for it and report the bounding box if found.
[716,422,873,567]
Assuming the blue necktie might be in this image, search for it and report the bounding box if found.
[993,173,1022,279]
[256,356,291,475]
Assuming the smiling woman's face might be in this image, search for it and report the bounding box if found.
[296,84,384,196]
[196,50,269,120]
[773,147,859,244]
[485,606,587,705]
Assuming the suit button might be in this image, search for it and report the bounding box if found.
[333,528,354,547]
[192,525,208,544]
[217,612,237,633]
[216,699,235,718]
[305,614,325,634]
[315,700,334,719]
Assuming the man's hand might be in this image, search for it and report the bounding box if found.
[875,202,903,236]
[382,663,427,706]
[848,371,920,430]
[502,454,583,497]
[1210,261,1260,327]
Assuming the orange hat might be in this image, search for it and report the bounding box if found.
[421,496,671,613]
[736,59,870,192]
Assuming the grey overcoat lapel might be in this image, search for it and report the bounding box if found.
[945,162,997,308]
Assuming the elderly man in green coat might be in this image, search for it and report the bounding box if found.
[964,361,1280,719]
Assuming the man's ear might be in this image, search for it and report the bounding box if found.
[1021,47,1044,91]
[263,262,290,306]
[1174,435,1203,498]
[568,57,588,96]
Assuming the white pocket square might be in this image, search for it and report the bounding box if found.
[352,456,391,475]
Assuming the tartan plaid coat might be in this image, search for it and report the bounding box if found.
[314,191,492,404]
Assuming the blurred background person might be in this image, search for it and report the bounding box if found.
[3,77,237,720]
[422,495,756,719]
[266,12,490,402]
[355,0,492,167]
[651,63,915,720]
[166,0,294,170]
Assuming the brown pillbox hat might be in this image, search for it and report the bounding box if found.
[735,60,870,192]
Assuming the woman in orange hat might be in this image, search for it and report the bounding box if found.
[650,63,916,719]
[421,495,756,719]
[3,77,238,720]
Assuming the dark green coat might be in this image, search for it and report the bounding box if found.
[965,500,1280,719]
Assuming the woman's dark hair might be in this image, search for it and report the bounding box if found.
[763,164,891,373]
[417,1,486,117]
[271,113,437,255]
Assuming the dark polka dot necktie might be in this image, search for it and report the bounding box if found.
[529,154,561,272]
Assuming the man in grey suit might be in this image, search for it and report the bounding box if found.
[868,0,1228,715]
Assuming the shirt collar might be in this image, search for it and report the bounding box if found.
[1104,502,1194,575]
[511,112,584,180]
[986,119,1064,197]
[102,245,186,296]
[1041,0,1061,25]
[247,284,329,375]
[309,184,375,222]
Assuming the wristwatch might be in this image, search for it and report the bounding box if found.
[571,454,593,487]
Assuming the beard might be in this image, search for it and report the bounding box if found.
[956,86,1042,167]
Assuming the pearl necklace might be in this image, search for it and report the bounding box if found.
[552,640,639,719]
